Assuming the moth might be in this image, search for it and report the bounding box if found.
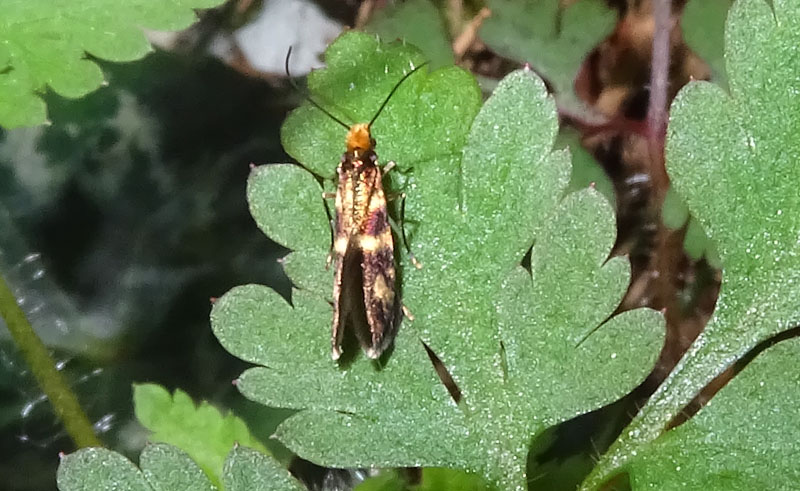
[286,49,425,360]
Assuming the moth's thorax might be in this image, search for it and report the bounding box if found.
[339,150,381,228]
[345,123,376,156]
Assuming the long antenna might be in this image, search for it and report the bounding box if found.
[285,47,350,130]
[369,61,429,128]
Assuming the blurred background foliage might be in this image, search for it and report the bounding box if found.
[0,0,736,489]
[0,49,295,489]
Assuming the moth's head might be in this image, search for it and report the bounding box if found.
[346,123,375,155]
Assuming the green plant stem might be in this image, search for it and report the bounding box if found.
[0,272,101,448]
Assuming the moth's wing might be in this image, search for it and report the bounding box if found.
[359,167,400,359]
[331,246,347,361]
[331,165,355,361]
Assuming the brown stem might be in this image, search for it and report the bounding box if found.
[354,0,377,29]
[647,0,672,198]
[452,7,491,61]
[446,0,464,39]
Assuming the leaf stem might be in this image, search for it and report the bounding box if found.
[647,0,672,198]
[0,272,102,448]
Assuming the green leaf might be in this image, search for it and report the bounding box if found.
[557,128,615,203]
[213,32,663,489]
[582,0,800,487]
[0,0,223,128]
[661,186,690,230]
[628,338,800,489]
[682,216,721,268]
[356,468,490,491]
[222,446,306,491]
[480,0,615,108]
[57,443,304,491]
[133,383,269,488]
[57,448,152,491]
[364,0,454,69]
[414,468,490,491]
[140,444,217,491]
[57,445,214,491]
[355,471,407,491]
[681,0,734,87]
[662,188,721,268]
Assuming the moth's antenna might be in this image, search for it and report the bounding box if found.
[285,47,350,130]
[368,61,429,128]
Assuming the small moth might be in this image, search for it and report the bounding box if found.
[286,49,425,360]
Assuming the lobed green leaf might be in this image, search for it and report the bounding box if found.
[133,383,268,487]
[364,0,454,69]
[214,32,663,489]
[57,448,152,491]
[480,0,615,109]
[356,468,490,491]
[681,0,733,87]
[0,0,222,128]
[57,445,215,491]
[582,0,800,487]
[628,339,800,489]
[57,443,303,491]
[139,444,216,491]
[222,446,306,491]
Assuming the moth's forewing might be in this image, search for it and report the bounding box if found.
[357,165,400,359]
[331,163,356,360]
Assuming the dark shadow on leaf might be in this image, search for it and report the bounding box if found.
[499,340,509,383]
[289,457,363,491]
[527,396,637,491]
[521,244,533,274]
[668,323,800,429]
[574,310,616,348]
[375,341,396,369]
[422,342,461,404]
[335,321,362,369]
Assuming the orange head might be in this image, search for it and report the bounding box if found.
[345,123,375,155]
[287,47,428,163]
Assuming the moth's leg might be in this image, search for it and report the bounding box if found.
[382,160,397,175]
[399,193,422,269]
[402,304,415,321]
[383,160,401,201]
[383,160,416,178]
[321,191,337,269]
[325,231,335,269]
[382,162,421,268]
[387,193,422,269]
